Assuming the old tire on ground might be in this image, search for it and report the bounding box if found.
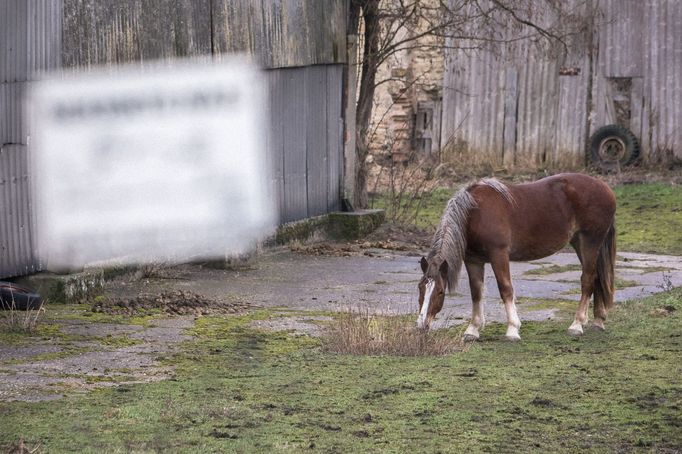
[589,124,640,172]
[0,282,43,310]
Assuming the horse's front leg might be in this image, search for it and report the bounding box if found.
[463,260,485,341]
[490,251,521,341]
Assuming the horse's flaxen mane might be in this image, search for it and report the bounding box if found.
[478,178,516,206]
[427,178,514,292]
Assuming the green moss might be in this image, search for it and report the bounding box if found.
[96,334,143,348]
[273,215,330,244]
[1,346,92,365]
[516,297,578,314]
[524,264,583,276]
[328,210,385,240]
[619,265,674,274]
[55,304,159,327]
[615,277,639,289]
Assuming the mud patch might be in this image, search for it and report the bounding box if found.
[92,290,253,316]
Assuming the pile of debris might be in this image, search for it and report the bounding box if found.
[290,239,421,257]
[92,290,252,316]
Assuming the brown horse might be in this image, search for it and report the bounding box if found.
[417,173,616,341]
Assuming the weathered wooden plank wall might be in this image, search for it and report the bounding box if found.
[61,0,347,69]
[1,0,348,277]
[441,2,581,168]
[593,0,682,161]
[212,0,347,68]
[442,0,682,167]
[61,0,212,66]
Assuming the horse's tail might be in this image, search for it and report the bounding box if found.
[594,223,616,313]
[428,187,477,292]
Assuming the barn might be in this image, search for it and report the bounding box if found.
[0,0,354,278]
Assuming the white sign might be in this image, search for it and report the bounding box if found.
[32,59,276,269]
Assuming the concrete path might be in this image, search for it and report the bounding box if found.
[166,248,682,328]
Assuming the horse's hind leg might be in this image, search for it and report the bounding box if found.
[490,250,521,341]
[568,234,601,336]
[463,260,485,341]
[571,235,606,331]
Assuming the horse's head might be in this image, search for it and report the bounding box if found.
[417,256,449,330]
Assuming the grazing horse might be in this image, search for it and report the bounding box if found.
[417,173,616,341]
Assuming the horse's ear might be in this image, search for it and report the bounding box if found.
[420,257,428,273]
[439,260,449,278]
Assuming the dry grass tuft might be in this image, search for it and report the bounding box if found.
[1,302,45,334]
[322,309,466,356]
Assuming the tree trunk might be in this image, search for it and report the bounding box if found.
[353,0,380,209]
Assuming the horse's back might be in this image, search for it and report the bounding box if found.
[466,173,615,262]
[520,173,616,228]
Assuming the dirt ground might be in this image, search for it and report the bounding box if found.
[2,239,682,402]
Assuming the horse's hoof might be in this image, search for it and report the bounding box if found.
[504,334,521,342]
[463,333,479,343]
[567,327,583,337]
[592,319,606,331]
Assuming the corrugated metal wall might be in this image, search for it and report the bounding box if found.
[267,66,344,223]
[0,0,348,277]
[442,0,682,167]
[1,0,61,277]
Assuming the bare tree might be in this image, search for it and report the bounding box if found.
[349,0,590,208]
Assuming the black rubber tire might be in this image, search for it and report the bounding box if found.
[0,282,43,311]
[589,124,640,172]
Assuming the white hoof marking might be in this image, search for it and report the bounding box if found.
[505,326,521,342]
[464,324,479,336]
[567,321,583,337]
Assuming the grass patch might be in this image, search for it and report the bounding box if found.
[614,183,682,255]
[1,288,681,452]
[370,187,452,230]
[323,310,464,356]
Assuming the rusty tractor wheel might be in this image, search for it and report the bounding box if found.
[589,124,640,172]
